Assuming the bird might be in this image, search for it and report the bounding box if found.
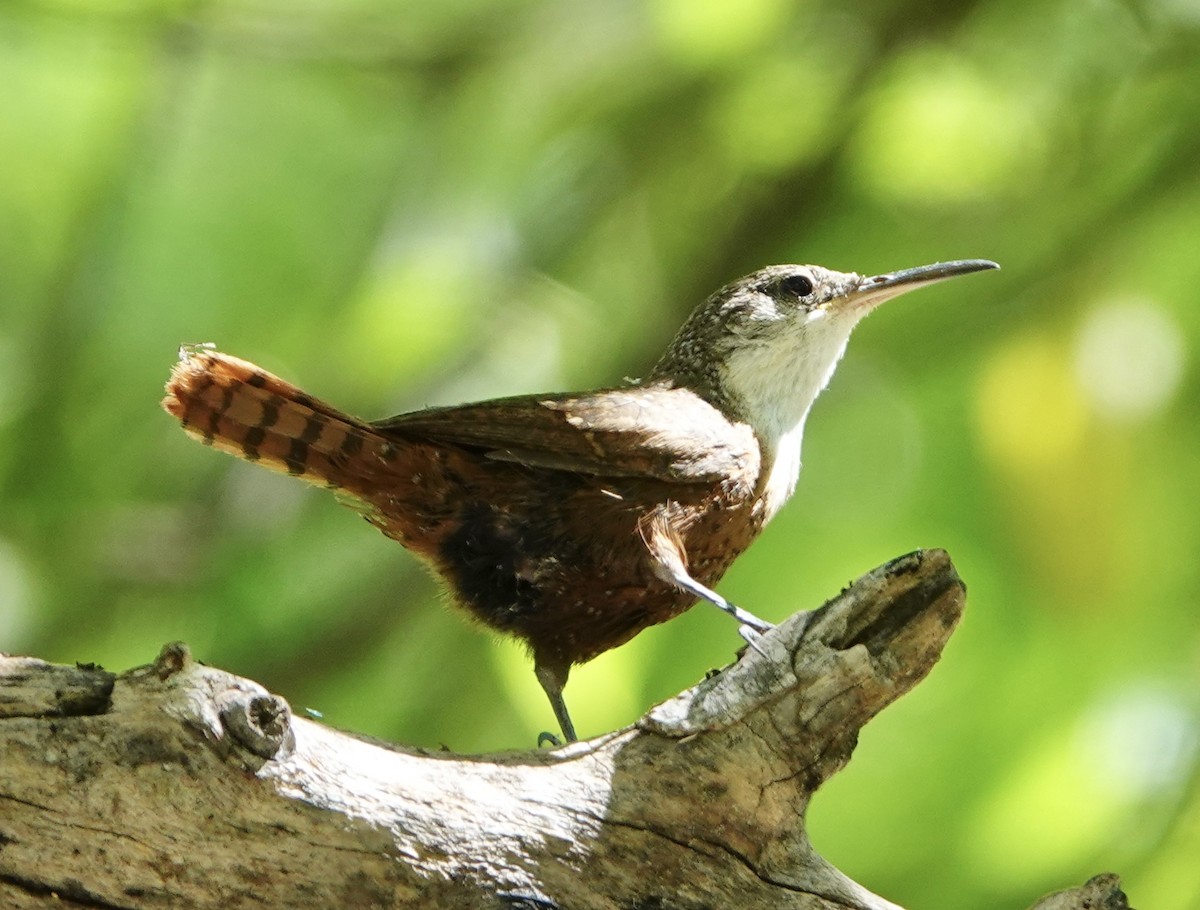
[163,258,998,741]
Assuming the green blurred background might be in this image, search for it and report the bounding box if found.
[2,0,1198,906]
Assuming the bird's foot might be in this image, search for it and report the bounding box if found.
[734,609,774,634]
[738,623,772,658]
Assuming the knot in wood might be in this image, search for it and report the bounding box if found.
[153,641,193,680]
[219,691,294,759]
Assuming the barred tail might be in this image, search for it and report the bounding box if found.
[162,345,401,501]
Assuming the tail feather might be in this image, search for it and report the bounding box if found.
[162,345,400,500]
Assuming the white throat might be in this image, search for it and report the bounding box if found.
[720,312,859,521]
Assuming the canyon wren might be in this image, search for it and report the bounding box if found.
[163,258,998,741]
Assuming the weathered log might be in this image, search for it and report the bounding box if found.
[0,550,1129,909]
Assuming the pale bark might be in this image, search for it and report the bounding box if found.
[0,549,1129,909]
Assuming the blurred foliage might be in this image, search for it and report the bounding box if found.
[2,0,1199,907]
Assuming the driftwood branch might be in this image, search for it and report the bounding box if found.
[0,549,1129,909]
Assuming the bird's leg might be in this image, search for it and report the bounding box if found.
[653,556,774,634]
[678,572,773,633]
[642,515,774,635]
[661,568,775,659]
[534,659,576,744]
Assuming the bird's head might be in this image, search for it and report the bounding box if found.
[653,259,999,447]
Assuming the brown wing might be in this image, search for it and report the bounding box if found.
[373,384,759,484]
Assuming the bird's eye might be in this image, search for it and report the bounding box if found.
[778,274,814,298]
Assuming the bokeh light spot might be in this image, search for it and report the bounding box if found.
[850,51,1044,203]
[1073,297,1186,422]
[651,0,791,67]
[709,51,846,172]
[976,333,1088,472]
[1082,683,1197,801]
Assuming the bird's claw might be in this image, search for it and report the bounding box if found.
[737,623,772,658]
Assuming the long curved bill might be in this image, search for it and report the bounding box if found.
[851,259,999,310]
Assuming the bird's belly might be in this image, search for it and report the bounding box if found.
[424,474,761,667]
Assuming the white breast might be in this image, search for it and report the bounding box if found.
[720,309,861,524]
[760,419,804,521]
